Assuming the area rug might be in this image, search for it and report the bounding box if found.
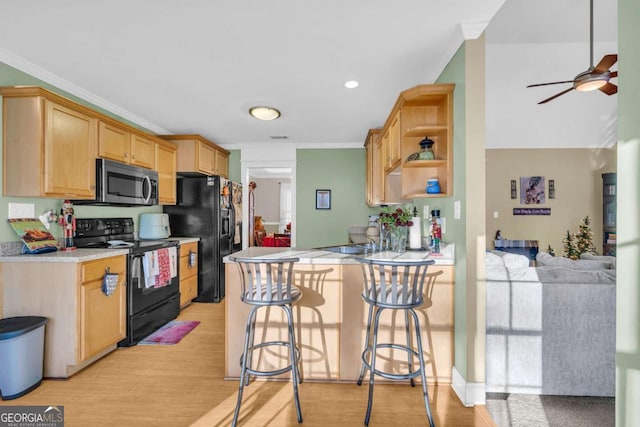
[139,320,200,345]
[485,393,615,427]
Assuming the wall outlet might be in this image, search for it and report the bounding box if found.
[8,202,35,219]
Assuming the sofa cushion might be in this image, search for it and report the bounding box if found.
[536,252,613,270]
[580,252,617,269]
[490,250,530,271]
[536,266,616,284]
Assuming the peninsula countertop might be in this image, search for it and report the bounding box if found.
[223,244,454,266]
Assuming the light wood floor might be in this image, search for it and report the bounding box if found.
[0,301,497,427]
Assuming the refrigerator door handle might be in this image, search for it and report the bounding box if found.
[229,203,236,245]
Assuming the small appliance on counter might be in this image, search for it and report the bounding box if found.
[138,213,171,240]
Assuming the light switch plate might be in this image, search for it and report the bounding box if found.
[454,200,461,219]
[8,202,35,219]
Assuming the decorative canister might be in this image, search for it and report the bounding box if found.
[426,178,441,194]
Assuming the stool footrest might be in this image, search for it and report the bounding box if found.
[240,340,302,378]
[361,343,423,381]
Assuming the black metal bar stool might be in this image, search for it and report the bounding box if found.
[229,256,303,426]
[355,257,436,427]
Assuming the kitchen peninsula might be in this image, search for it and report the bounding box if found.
[224,246,455,383]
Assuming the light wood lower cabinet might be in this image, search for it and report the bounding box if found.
[179,242,198,307]
[1,254,127,378]
[225,262,454,383]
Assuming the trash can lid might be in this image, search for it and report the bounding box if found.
[0,316,48,340]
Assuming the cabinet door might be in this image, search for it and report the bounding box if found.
[155,140,177,205]
[80,256,126,361]
[386,111,401,172]
[215,149,229,178]
[44,100,97,198]
[98,121,131,164]
[131,133,156,169]
[179,242,198,307]
[197,141,216,175]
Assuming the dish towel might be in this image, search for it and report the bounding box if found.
[168,246,178,279]
[143,250,159,289]
[156,248,171,288]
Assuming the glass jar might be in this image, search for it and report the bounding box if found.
[418,137,435,160]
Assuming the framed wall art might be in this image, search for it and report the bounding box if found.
[315,189,331,210]
[520,176,545,205]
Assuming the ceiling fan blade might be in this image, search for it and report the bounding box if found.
[538,87,574,104]
[594,54,618,73]
[527,80,574,88]
[609,71,618,78]
[599,82,617,95]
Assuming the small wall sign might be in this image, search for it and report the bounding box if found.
[513,208,551,215]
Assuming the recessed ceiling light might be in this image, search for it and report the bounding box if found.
[345,80,359,89]
[249,106,281,120]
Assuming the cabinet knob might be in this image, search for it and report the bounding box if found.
[124,152,129,158]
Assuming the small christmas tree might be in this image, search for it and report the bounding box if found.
[575,216,597,256]
[562,230,579,260]
[547,245,555,257]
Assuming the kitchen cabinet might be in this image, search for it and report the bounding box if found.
[80,256,127,361]
[159,134,230,177]
[178,241,199,307]
[155,139,178,205]
[1,253,127,378]
[1,87,97,199]
[368,84,454,201]
[98,121,155,169]
[364,129,382,206]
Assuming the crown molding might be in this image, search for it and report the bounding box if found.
[0,48,171,135]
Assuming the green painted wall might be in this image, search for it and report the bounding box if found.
[416,44,469,377]
[616,0,640,424]
[227,150,241,182]
[0,63,162,243]
[296,148,377,248]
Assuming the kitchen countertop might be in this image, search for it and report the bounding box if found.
[0,237,200,263]
[223,244,454,265]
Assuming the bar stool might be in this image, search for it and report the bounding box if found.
[229,256,303,426]
[355,257,436,427]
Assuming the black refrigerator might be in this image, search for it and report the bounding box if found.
[163,175,242,302]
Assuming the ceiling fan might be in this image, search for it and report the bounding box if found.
[527,0,618,104]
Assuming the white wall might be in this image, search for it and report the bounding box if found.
[486,42,618,149]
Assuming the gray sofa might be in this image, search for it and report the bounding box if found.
[485,250,616,397]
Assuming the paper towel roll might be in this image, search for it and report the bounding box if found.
[409,216,421,249]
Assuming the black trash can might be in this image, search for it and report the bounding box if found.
[0,316,48,400]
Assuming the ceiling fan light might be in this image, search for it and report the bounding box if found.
[575,79,607,92]
[249,106,281,121]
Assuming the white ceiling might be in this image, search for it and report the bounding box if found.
[0,0,617,151]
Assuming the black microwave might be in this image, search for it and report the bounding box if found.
[75,159,158,206]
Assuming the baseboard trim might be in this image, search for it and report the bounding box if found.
[452,366,486,406]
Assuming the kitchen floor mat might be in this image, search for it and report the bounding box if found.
[138,320,200,345]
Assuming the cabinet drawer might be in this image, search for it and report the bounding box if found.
[82,256,126,283]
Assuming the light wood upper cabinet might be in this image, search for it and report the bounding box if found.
[159,134,230,178]
[1,87,97,199]
[367,84,454,202]
[364,129,382,206]
[155,139,177,205]
[130,132,156,169]
[98,121,155,169]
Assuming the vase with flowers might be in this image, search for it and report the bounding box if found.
[378,206,414,252]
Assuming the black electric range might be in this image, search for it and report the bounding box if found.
[75,218,180,346]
